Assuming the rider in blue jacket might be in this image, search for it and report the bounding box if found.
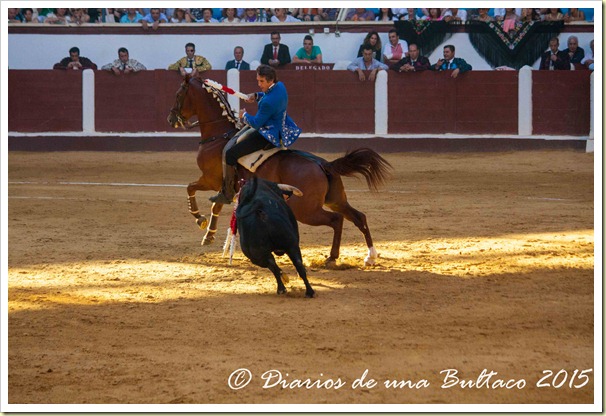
[210,64,301,204]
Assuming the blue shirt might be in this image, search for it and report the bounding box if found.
[243,81,301,147]
[347,57,389,72]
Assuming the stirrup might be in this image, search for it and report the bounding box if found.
[209,192,233,205]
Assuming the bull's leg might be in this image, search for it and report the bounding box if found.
[288,248,315,298]
[332,202,377,266]
[187,181,209,230]
[202,202,224,246]
[266,256,286,295]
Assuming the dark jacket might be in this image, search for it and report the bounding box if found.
[225,59,250,71]
[260,43,291,66]
[391,55,431,72]
[433,57,472,73]
[53,56,97,70]
[539,50,571,70]
[563,47,585,64]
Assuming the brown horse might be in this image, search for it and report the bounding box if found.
[167,75,392,265]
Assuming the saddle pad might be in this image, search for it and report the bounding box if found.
[237,147,285,173]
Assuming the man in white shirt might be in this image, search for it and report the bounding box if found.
[382,28,408,67]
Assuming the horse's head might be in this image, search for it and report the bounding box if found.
[167,75,239,131]
[167,75,200,130]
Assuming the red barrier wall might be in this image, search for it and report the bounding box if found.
[388,71,518,134]
[8,70,83,132]
[7,70,591,136]
[532,70,591,135]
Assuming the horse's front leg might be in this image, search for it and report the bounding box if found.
[187,180,210,230]
[202,202,224,245]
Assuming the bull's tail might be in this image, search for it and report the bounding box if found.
[326,148,392,191]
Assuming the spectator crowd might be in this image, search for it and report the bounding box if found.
[7,7,594,25]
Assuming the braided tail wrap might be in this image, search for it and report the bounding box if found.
[326,148,393,191]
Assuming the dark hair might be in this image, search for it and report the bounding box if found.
[69,46,80,55]
[444,44,455,53]
[388,28,398,36]
[270,31,280,37]
[118,47,128,54]
[363,31,382,53]
[362,43,374,52]
[257,64,277,82]
[185,42,195,50]
[304,35,313,43]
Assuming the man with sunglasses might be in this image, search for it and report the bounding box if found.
[168,42,212,77]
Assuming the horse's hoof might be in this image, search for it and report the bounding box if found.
[201,236,215,246]
[195,216,208,230]
[364,257,376,266]
[305,290,315,298]
[277,288,287,295]
[324,257,337,268]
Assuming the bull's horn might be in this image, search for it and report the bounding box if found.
[277,184,303,197]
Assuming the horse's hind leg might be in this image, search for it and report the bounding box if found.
[330,202,378,266]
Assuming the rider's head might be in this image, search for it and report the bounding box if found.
[256,64,277,93]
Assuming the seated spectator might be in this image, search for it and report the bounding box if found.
[357,31,383,63]
[225,46,250,70]
[564,8,585,22]
[20,8,38,23]
[8,8,22,23]
[98,8,122,23]
[270,8,300,22]
[383,28,408,67]
[171,8,192,23]
[45,8,71,24]
[433,44,472,78]
[563,36,585,64]
[260,31,291,67]
[520,8,540,22]
[391,43,431,72]
[422,8,443,21]
[502,8,519,33]
[295,8,321,22]
[318,8,340,21]
[474,8,493,22]
[120,8,143,23]
[391,8,407,20]
[581,39,594,70]
[70,8,90,24]
[401,8,419,21]
[221,8,240,23]
[493,8,521,20]
[539,37,570,70]
[240,8,263,23]
[141,8,167,30]
[543,8,564,21]
[168,42,212,76]
[375,8,396,21]
[346,8,375,21]
[293,35,323,64]
[53,46,97,70]
[101,47,146,74]
[197,8,218,23]
[347,43,389,81]
[443,8,468,23]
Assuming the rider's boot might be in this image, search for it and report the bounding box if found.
[209,166,237,204]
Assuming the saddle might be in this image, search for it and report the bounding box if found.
[202,80,285,173]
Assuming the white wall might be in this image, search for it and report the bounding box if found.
[8,30,594,70]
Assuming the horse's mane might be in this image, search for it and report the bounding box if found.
[189,76,241,128]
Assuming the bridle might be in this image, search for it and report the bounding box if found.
[169,78,200,130]
[169,77,240,132]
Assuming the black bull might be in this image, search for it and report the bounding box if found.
[236,177,315,298]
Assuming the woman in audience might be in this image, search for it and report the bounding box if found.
[45,8,71,24]
[475,8,492,22]
[375,8,396,21]
[70,8,90,24]
[564,8,585,22]
[221,8,240,23]
[422,8,442,21]
[357,31,383,62]
[543,8,564,21]
[520,8,540,22]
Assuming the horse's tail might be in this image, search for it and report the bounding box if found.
[326,148,392,191]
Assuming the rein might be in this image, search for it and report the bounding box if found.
[171,77,240,131]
